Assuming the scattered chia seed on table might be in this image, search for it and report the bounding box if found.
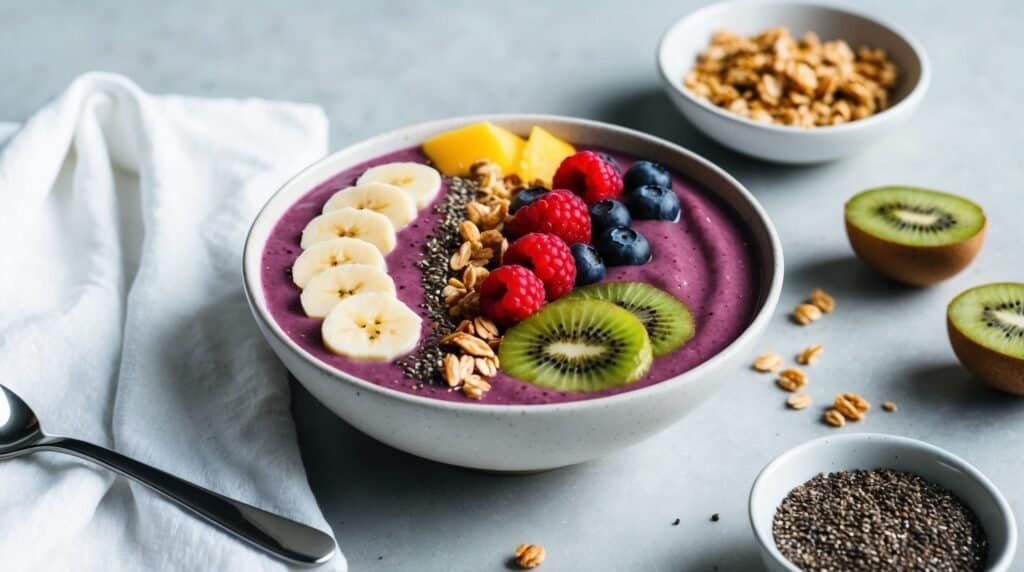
[773,469,988,571]
[395,176,479,384]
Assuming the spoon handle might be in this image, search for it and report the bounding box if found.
[35,436,335,566]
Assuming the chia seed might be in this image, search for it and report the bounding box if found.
[773,469,988,571]
[394,176,479,384]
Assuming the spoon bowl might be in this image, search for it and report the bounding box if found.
[0,384,43,455]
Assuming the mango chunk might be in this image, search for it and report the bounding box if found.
[518,126,576,186]
[421,122,526,176]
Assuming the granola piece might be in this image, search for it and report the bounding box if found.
[459,220,481,243]
[796,344,824,365]
[823,408,846,428]
[809,288,836,313]
[834,393,869,421]
[792,303,822,325]
[776,368,808,392]
[442,353,462,388]
[461,374,491,400]
[513,544,546,569]
[786,392,813,410]
[450,241,473,271]
[753,352,784,372]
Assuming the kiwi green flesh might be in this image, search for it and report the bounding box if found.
[563,282,695,357]
[498,299,653,392]
[845,186,985,247]
[948,283,1024,360]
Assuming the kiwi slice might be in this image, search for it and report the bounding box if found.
[563,282,694,357]
[947,283,1024,395]
[845,187,986,286]
[499,299,653,392]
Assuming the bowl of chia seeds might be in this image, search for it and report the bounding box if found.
[749,433,1017,571]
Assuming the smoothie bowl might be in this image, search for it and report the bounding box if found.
[243,115,782,471]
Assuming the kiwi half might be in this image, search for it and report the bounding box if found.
[947,283,1024,395]
[564,282,694,357]
[499,299,653,392]
[845,187,986,286]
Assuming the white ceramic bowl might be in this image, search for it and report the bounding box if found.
[658,1,930,164]
[750,433,1018,571]
[243,115,783,472]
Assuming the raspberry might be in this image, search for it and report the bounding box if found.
[503,233,577,300]
[479,265,546,326]
[505,190,591,245]
[552,151,624,205]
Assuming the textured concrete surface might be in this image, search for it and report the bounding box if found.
[3,1,1023,570]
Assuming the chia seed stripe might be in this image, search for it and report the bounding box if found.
[395,177,479,384]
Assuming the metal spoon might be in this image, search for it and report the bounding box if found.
[0,383,335,566]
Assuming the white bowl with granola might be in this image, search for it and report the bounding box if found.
[658,1,930,163]
[244,115,783,471]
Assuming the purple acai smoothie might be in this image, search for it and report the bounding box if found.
[261,146,760,405]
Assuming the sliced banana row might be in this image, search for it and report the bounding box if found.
[288,162,440,360]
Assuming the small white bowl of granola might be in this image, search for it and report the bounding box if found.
[658,1,930,164]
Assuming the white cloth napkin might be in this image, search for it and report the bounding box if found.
[0,72,346,571]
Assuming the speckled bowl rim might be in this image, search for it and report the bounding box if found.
[657,0,932,134]
[748,433,1018,572]
[242,114,784,413]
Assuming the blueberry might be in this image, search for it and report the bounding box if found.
[510,186,548,213]
[624,161,671,191]
[597,152,622,174]
[588,199,632,233]
[570,243,605,286]
[595,226,652,266]
[627,184,681,221]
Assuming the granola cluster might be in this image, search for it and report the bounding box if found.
[684,27,898,128]
[435,160,526,400]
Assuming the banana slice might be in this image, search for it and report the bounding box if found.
[300,264,396,319]
[357,162,442,209]
[300,207,396,253]
[322,292,422,361]
[291,237,386,289]
[322,183,416,230]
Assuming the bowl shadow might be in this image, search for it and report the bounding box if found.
[903,362,1022,414]
[290,380,592,557]
[785,254,922,302]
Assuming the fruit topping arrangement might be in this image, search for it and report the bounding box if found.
[283,122,701,401]
[289,162,442,361]
[410,122,698,399]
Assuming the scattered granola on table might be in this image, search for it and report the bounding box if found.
[684,27,898,127]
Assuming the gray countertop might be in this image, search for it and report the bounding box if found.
[4,1,1023,570]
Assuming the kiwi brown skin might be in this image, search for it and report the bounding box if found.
[845,218,987,286]
[947,313,1024,395]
